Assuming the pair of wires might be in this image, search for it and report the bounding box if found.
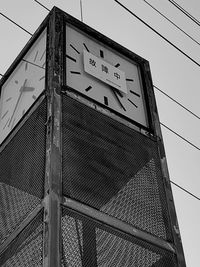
[169,0,200,27]
[0,0,200,201]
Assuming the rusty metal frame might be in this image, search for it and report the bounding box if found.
[63,196,175,253]
[43,7,64,267]
[0,203,43,255]
[0,6,186,267]
[143,59,186,266]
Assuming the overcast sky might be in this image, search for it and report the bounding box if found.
[1,1,200,266]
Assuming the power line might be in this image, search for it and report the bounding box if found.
[171,180,200,201]
[0,12,32,36]
[34,0,50,12]
[169,0,200,27]
[113,0,200,68]
[160,122,200,151]
[154,85,200,120]
[142,0,200,47]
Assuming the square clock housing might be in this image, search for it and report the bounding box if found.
[65,25,150,129]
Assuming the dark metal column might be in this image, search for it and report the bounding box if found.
[43,7,64,267]
[143,61,186,267]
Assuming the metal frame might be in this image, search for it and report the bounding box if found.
[63,196,175,253]
[0,6,186,267]
[43,7,64,267]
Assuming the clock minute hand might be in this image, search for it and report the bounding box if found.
[8,79,27,127]
[110,87,126,111]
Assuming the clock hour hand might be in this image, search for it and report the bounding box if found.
[21,86,35,92]
[8,79,27,128]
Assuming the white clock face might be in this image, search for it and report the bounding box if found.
[0,29,46,145]
[66,25,148,127]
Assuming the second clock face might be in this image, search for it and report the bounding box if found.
[66,25,148,128]
[0,29,46,145]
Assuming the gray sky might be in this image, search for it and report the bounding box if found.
[0,1,200,266]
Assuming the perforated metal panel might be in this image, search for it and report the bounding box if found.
[0,210,43,267]
[62,95,172,240]
[61,207,177,267]
[0,98,46,245]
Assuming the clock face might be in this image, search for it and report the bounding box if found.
[66,25,148,128]
[0,29,46,145]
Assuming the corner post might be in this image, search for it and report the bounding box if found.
[43,7,64,267]
[144,61,186,267]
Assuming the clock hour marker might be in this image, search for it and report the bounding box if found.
[1,110,8,120]
[70,71,81,75]
[40,50,46,61]
[32,95,37,100]
[100,50,104,58]
[3,118,10,130]
[34,50,39,62]
[39,76,45,81]
[115,63,120,68]
[83,43,89,52]
[25,62,28,71]
[70,44,80,54]
[126,78,134,82]
[66,55,77,62]
[85,86,92,92]
[104,96,108,106]
[11,118,16,130]
[6,97,12,102]
[130,90,140,97]
[128,98,138,108]
[42,62,46,69]
[112,89,126,111]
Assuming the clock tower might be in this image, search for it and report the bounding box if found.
[0,7,186,267]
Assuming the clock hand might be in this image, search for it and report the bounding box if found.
[114,89,123,98]
[110,86,126,111]
[8,79,27,127]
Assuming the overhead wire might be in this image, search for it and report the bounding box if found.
[113,0,200,68]
[34,0,50,12]
[154,85,200,120]
[160,122,200,151]
[168,0,200,27]
[0,0,199,201]
[171,180,200,201]
[142,0,200,47]
[0,12,32,36]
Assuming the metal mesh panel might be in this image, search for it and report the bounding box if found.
[0,98,46,245]
[61,207,177,267]
[62,95,171,240]
[0,210,43,267]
